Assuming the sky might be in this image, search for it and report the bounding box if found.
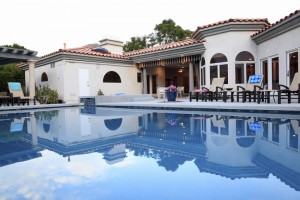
[1,0,300,56]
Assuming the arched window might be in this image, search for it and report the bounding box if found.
[209,53,228,84]
[43,123,50,133]
[235,51,255,84]
[41,72,48,82]
[103,71,121,83]
[201,57,206,85]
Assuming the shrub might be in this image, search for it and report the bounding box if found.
[97,89,104,96]
[35,85,59,104]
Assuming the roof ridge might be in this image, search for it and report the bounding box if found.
[124,39,204,56]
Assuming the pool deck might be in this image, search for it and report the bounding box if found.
[97,97,300,113]
[0,97,300,113]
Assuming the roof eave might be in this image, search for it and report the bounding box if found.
[252,13,300,44]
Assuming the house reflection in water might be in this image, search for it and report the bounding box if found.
[1,108,300,191]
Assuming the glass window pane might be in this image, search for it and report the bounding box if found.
[210,65,218,84]
[235,64,244,84]
[235,51,255,61]
[262,60,268,86]
[201,58,205,66]
[272,57,279,90]
[210,53,228,63]
[201,67,206,85]
[289,52,298,85]
[220,64,228,84]
[246,63,255,82]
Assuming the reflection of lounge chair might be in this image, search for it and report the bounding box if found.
[211,115,228,135]
[8,82,30,105]
[291,120,300,134]
[10,118,26,132]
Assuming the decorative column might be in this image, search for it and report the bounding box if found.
[28,59,36,99]
[189,62,194,92]
[143,67,147,94]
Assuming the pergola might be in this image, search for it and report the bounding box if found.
[0,46,39,98]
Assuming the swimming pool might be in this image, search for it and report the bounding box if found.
[0,107,300,200]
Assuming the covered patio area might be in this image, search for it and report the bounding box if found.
[124,39,206,97]
[0,46,39,103]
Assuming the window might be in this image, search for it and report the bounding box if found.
[235,51,255,84]
[288,51,298,85]
[201,57,206,85]
[272,57,279,89]
[261,60,268,86]
[137,72,142,82]
[103,71,121,83]
[41,72,48,82]
[210,53,228,84]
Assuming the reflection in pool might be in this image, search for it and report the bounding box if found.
[0,107,300,199]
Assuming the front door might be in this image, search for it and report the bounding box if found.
[152,74,157,94]
[78,68,89,96]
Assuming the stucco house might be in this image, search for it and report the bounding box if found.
[23,9,300,103]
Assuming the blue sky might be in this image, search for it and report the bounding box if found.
[1,0,300,56]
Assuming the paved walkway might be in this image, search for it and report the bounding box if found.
[98,97,300,112]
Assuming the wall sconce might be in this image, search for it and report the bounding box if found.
[178,67,184,73]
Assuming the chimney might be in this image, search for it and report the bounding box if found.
[63,43,66,49]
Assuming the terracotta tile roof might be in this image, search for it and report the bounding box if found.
[123,39,205,56]
[192,18,270,37]
[41,47,129,60]
[251,9,300,37]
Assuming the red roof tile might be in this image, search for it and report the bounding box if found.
[123,39,204,56]
[41,47,129,60]
[251,10,300,37]
[192,18,270,37]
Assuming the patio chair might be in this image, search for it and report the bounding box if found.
[228,75,263,103]
[7,82,30,105]
[277,72,300,104]
[190,77,225,102]
[157,87,166,99]
[177,86,184,98]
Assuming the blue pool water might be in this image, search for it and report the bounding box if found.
[0,107,300,200]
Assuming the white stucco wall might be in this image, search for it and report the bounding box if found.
[202,31,259,89]
[256,28,300,86]
[26,59,142,103]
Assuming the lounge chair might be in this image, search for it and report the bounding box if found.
[277,72,300,104]
[223,75,263,103]
[257,72,300,104]
[190,77,225,102]
[7,82,31,105]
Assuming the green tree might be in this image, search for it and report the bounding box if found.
[0,64,25,92]
[123,36,148,52]
[123,19,192,52]
[2,43,27,50]
[154,19,193,45]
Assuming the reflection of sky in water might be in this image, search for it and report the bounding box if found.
[1,108,300,200]
[0,149,299,200]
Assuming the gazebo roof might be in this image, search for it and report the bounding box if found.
[0,46,38,65]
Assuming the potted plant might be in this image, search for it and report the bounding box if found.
[165,85,178,101]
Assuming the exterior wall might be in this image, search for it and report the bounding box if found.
[26,59,142,103]
[64,61,142,103]
[201,31,258,89]
[256,27,300,87]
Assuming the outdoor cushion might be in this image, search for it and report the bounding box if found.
[249,75,262,84]
[249,122,262,132]
[9,82,21,91]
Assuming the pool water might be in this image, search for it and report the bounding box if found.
[0,107,300,200]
